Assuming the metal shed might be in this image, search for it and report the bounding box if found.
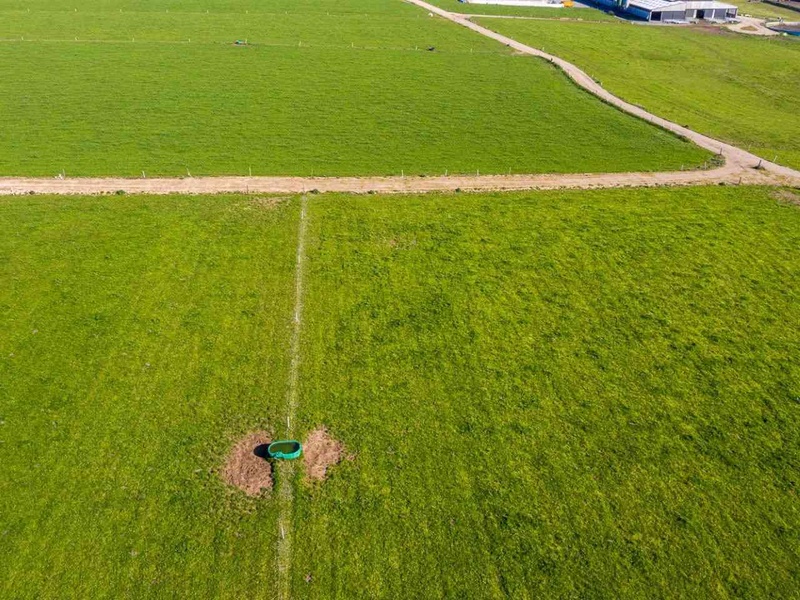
[597,0,738,21]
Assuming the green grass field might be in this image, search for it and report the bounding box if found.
[2,186,799,598]
[0,195,299,597]
[474,18,800,171]
[424,0,616,20]
[0,0,709,176]
[731,0,800,20]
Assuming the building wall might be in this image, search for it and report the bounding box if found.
[626,3,736,21]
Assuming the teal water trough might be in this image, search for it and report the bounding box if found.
[267,440,302,460]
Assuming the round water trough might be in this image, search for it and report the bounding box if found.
[267,440,302,460]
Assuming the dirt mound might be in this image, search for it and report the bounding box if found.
[303,428,347,482]
[221,432,273,496]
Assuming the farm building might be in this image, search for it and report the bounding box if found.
[597,0,738,20]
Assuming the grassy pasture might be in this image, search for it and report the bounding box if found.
[2,186,800,598]
[0,194,299,598]
[0,0,404,13]
[730,0,800,20]
[474,18,800,170]
[0,4,471,47]
[423,0,616,20]
[294,185,800,598]
[0,0,709,176]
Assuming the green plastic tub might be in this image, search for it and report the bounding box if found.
[267,440,302,460]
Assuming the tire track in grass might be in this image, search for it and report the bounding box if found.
[276,195,308,600]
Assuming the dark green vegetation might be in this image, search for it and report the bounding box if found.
[7,187,793,598]
[0,0,708,176]
[475,18,800,170]
[424,0,616,19]
[0,195,299,597]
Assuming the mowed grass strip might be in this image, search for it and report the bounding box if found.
[0,1,709,176]
[475,18,800,170]
[0,194,299,598]
[293,186,800,598]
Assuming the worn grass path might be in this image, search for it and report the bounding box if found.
[276,196,308,600]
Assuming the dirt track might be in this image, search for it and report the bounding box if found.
[0,167,795,196]
[1,1,798,196]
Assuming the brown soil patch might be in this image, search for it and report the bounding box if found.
[221,432,273,496]
[303,427,348,482]
[771,189,800,205]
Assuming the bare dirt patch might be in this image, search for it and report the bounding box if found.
[771,189,800,205]
[221,432,273,496]
[303,427,349,482]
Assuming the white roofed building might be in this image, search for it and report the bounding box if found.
[596,0,738,21]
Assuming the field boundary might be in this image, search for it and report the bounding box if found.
[276,196,308,600]
[0,166,797,196]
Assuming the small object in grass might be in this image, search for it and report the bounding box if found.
[305,573,313,583]
[267,440,302,460]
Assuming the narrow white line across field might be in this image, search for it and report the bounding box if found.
[276,196,308,600]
